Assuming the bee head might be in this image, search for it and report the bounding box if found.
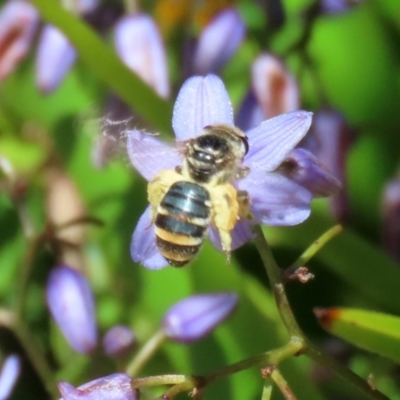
[184,124,248,184]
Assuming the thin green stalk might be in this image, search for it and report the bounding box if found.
[252,225,303,338]
[305,341,389,400]
[14,321,58,398]
[269,368,297,400]
[126,329,167,377]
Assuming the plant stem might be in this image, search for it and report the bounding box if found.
[305,342,389,400]
[270,368,297,400]
[252,225,303,338]
[125,329,167,377]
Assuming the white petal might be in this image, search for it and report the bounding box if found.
[172,74,234,141]
[130,205,168,270]
[245,111,312,172]
[126,129,181,181]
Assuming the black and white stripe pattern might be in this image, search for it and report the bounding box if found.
[155,181,211,266]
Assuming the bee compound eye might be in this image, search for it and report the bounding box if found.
[241,135,249,155]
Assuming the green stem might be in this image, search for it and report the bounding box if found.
[14,321,58,398]
[252,225,303,337]
[125,329,167,376]
[305,342,389,400]
[270,368,297,400]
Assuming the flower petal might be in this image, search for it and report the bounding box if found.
[279,148,342,197]
[46,265,97,354]
[35,25,77,93]
[208,219,254,252]
[0,1,39,82]
[235,89,264,132]
[238,171,312,226]
[0,355,20,400]
[126,129,181,181]
[163,293,238,343]
[114,13,169,98]
[130,205,168,270]
[192,8,245,75]
[58,373,137,400]
[102,325,136,358]
[172,74,234,141]
[245,111,313,172]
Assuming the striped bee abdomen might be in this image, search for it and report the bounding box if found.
[155,181,211,267]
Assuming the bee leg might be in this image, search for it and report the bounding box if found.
[210,184,239,259]
[237,190,253,220]
[147,169,183,220]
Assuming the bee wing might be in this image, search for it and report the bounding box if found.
[126,129,182,181]
[131,205,169,270]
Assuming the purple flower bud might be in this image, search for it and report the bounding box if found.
[162,293,238,343]
[0,355,21,400]
[114,13,169,98]
[0,1,39,82]
[46,265,97,354]
[279,148,341,197]
[35,24,77,93]
[381,179,400,261]
[58,373,138,400]
[251,53,299,119]
[310,109,354,221]
[73,0,99,15]
[102,325,136,358]
[192,8,245,75]
[320,0,362,14]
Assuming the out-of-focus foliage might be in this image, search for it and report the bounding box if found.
[1,0,400,399]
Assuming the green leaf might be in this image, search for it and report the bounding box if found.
[316,307,400,363]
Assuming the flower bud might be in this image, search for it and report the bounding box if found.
[58,373,138,400]
[0,355,20,400]
[279,148,341,197]
[0,1,39,82]
[46,265,97,354]
[251,53,299,119]
[310,109,354,221]
[102,325,136,358]
[35,24,77,93]
[192,8,245,75]
[381,179,400,261]
[114,13,169,98]
[162,293,238,343]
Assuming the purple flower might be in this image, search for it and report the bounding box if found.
[102,325,136,358]
[191,8,245,75]
[58,373,138,400]
[0,1,39,82]
[114,13,169,98]
[163,292,237,343]
[127,74,319,269]
[46,265,97,354]
[35,24,77,93]
[0,355,20,400]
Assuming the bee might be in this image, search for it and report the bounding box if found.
[148,124,251,267]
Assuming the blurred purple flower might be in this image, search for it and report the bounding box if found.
[46,265,97,354]
[0,355,20,400]
[237,53,299,130]
[320,0,363,14]
[103,325,136,358]
[127,74,321,269]
[191,8,245,75]
[163,292,237,343]
[0,1,39,82]
[58,373,138,400]
[35,24,77,93]
[305,109,353,220]
[114,13,169,98]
